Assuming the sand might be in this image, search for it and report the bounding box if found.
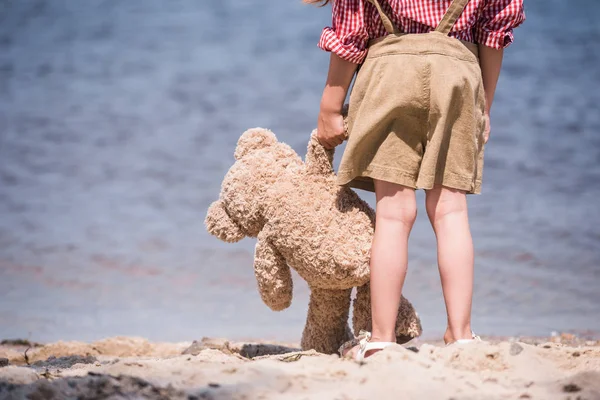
[1,335,599,400]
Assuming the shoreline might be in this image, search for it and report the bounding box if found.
[1,334,599,399]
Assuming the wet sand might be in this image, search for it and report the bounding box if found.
[1,334,599,399]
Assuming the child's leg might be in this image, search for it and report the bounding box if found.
[370,179,417,343]
[425,184,474,343]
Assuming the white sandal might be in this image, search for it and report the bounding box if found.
[354,331,396,362]
[446,331,482,346]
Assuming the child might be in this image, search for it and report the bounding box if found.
[309,0,525,360]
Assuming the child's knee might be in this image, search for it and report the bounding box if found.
[426,186,468,222]
[377,203,418,228]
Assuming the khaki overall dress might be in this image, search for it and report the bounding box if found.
[337,0,486,194]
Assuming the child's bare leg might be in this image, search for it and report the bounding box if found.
[340,180,416,359]
[369,179,417,344]
[425,185,474,343]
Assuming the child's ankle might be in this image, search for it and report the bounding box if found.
[444,325,472,343]
[370,331,396,343]
[443,329,454,344]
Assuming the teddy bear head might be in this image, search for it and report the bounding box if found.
[205,128,302,242]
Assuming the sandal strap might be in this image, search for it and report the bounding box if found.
[338,330,372,357]
[339,330,399,361]
[356,339,396,362]
[447,332,482,346]
[454,339,475,344]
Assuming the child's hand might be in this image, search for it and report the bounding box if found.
[317,109,346,149]
[483,111,491,144]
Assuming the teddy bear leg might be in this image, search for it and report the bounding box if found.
[352,284,423,344]
[395,293,423,342]
[351,283,372,335]
[301,287,353,354]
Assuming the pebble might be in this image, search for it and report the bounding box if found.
[510,343,524,356]
[562,383,581,393]
[32,355,97,369]
[182,338,231,356]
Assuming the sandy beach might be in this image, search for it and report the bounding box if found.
[1,334,599,399]
[1,0,599,346]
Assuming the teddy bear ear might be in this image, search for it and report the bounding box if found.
[234,128,278,160]
[205,200,245,243]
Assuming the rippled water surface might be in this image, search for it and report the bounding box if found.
[1,0,599,342]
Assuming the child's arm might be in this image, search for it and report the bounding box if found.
[478,45,503,143]
[315,0,367,149]
[317,53,358,149]
[474,0,525,142]
[478,45,504,115]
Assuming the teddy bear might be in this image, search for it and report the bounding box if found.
[204,127,422,354]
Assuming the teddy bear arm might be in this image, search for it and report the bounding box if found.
[254,235,293,312]
[304,130,335,176]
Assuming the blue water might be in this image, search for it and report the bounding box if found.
[0,0,599,343]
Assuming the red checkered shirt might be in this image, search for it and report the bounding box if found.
[319,0,526,64]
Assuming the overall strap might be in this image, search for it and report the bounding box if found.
[434,0,470,35]
[367,0,400,34]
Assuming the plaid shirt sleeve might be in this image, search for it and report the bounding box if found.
[474,0,526,49]
[318,0,370,64]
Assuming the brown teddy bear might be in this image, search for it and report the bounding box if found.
[205,128,422,354]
